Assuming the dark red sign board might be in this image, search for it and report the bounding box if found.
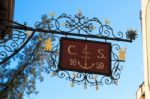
[59,37,112,76]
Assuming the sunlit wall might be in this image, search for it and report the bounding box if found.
[141,0,150,99]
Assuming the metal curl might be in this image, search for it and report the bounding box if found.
[113,62,119,72]
[112,71,121,80]
[74,72,85,83]
[99,25,112,37]
[112,66,121,79]
[85,74,98,86]
[3,44,13,52]
[34,22,42,29]
[112,44,120,51]
[87,73,94,79]
[57,71,69,79]
[112,44,120,61]
[10,42,19,50]
[76,72,84,79]
[114,31,124,39]
[103,77,112,85]
[0,51,7,59]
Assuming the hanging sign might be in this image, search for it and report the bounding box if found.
[59,37,112,76]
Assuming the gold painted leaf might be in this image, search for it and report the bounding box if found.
[44,38,52,51]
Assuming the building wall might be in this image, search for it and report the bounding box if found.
[141,0,150,99]
[136,83,145,99]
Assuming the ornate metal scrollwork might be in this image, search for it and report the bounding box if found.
[35,12,134,42]
[0,12,136,89]
[33,12,133,89]
[47,38,124,89]
[0,17,35,65]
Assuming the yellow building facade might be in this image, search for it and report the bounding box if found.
[137,0,150,99]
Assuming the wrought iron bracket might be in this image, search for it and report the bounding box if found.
[0,13,137,90]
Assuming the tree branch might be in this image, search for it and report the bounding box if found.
[0,41,41,99]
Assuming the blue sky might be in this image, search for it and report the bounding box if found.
[14,0,143,99]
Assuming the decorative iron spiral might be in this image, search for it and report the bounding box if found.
[0,13,134,89]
